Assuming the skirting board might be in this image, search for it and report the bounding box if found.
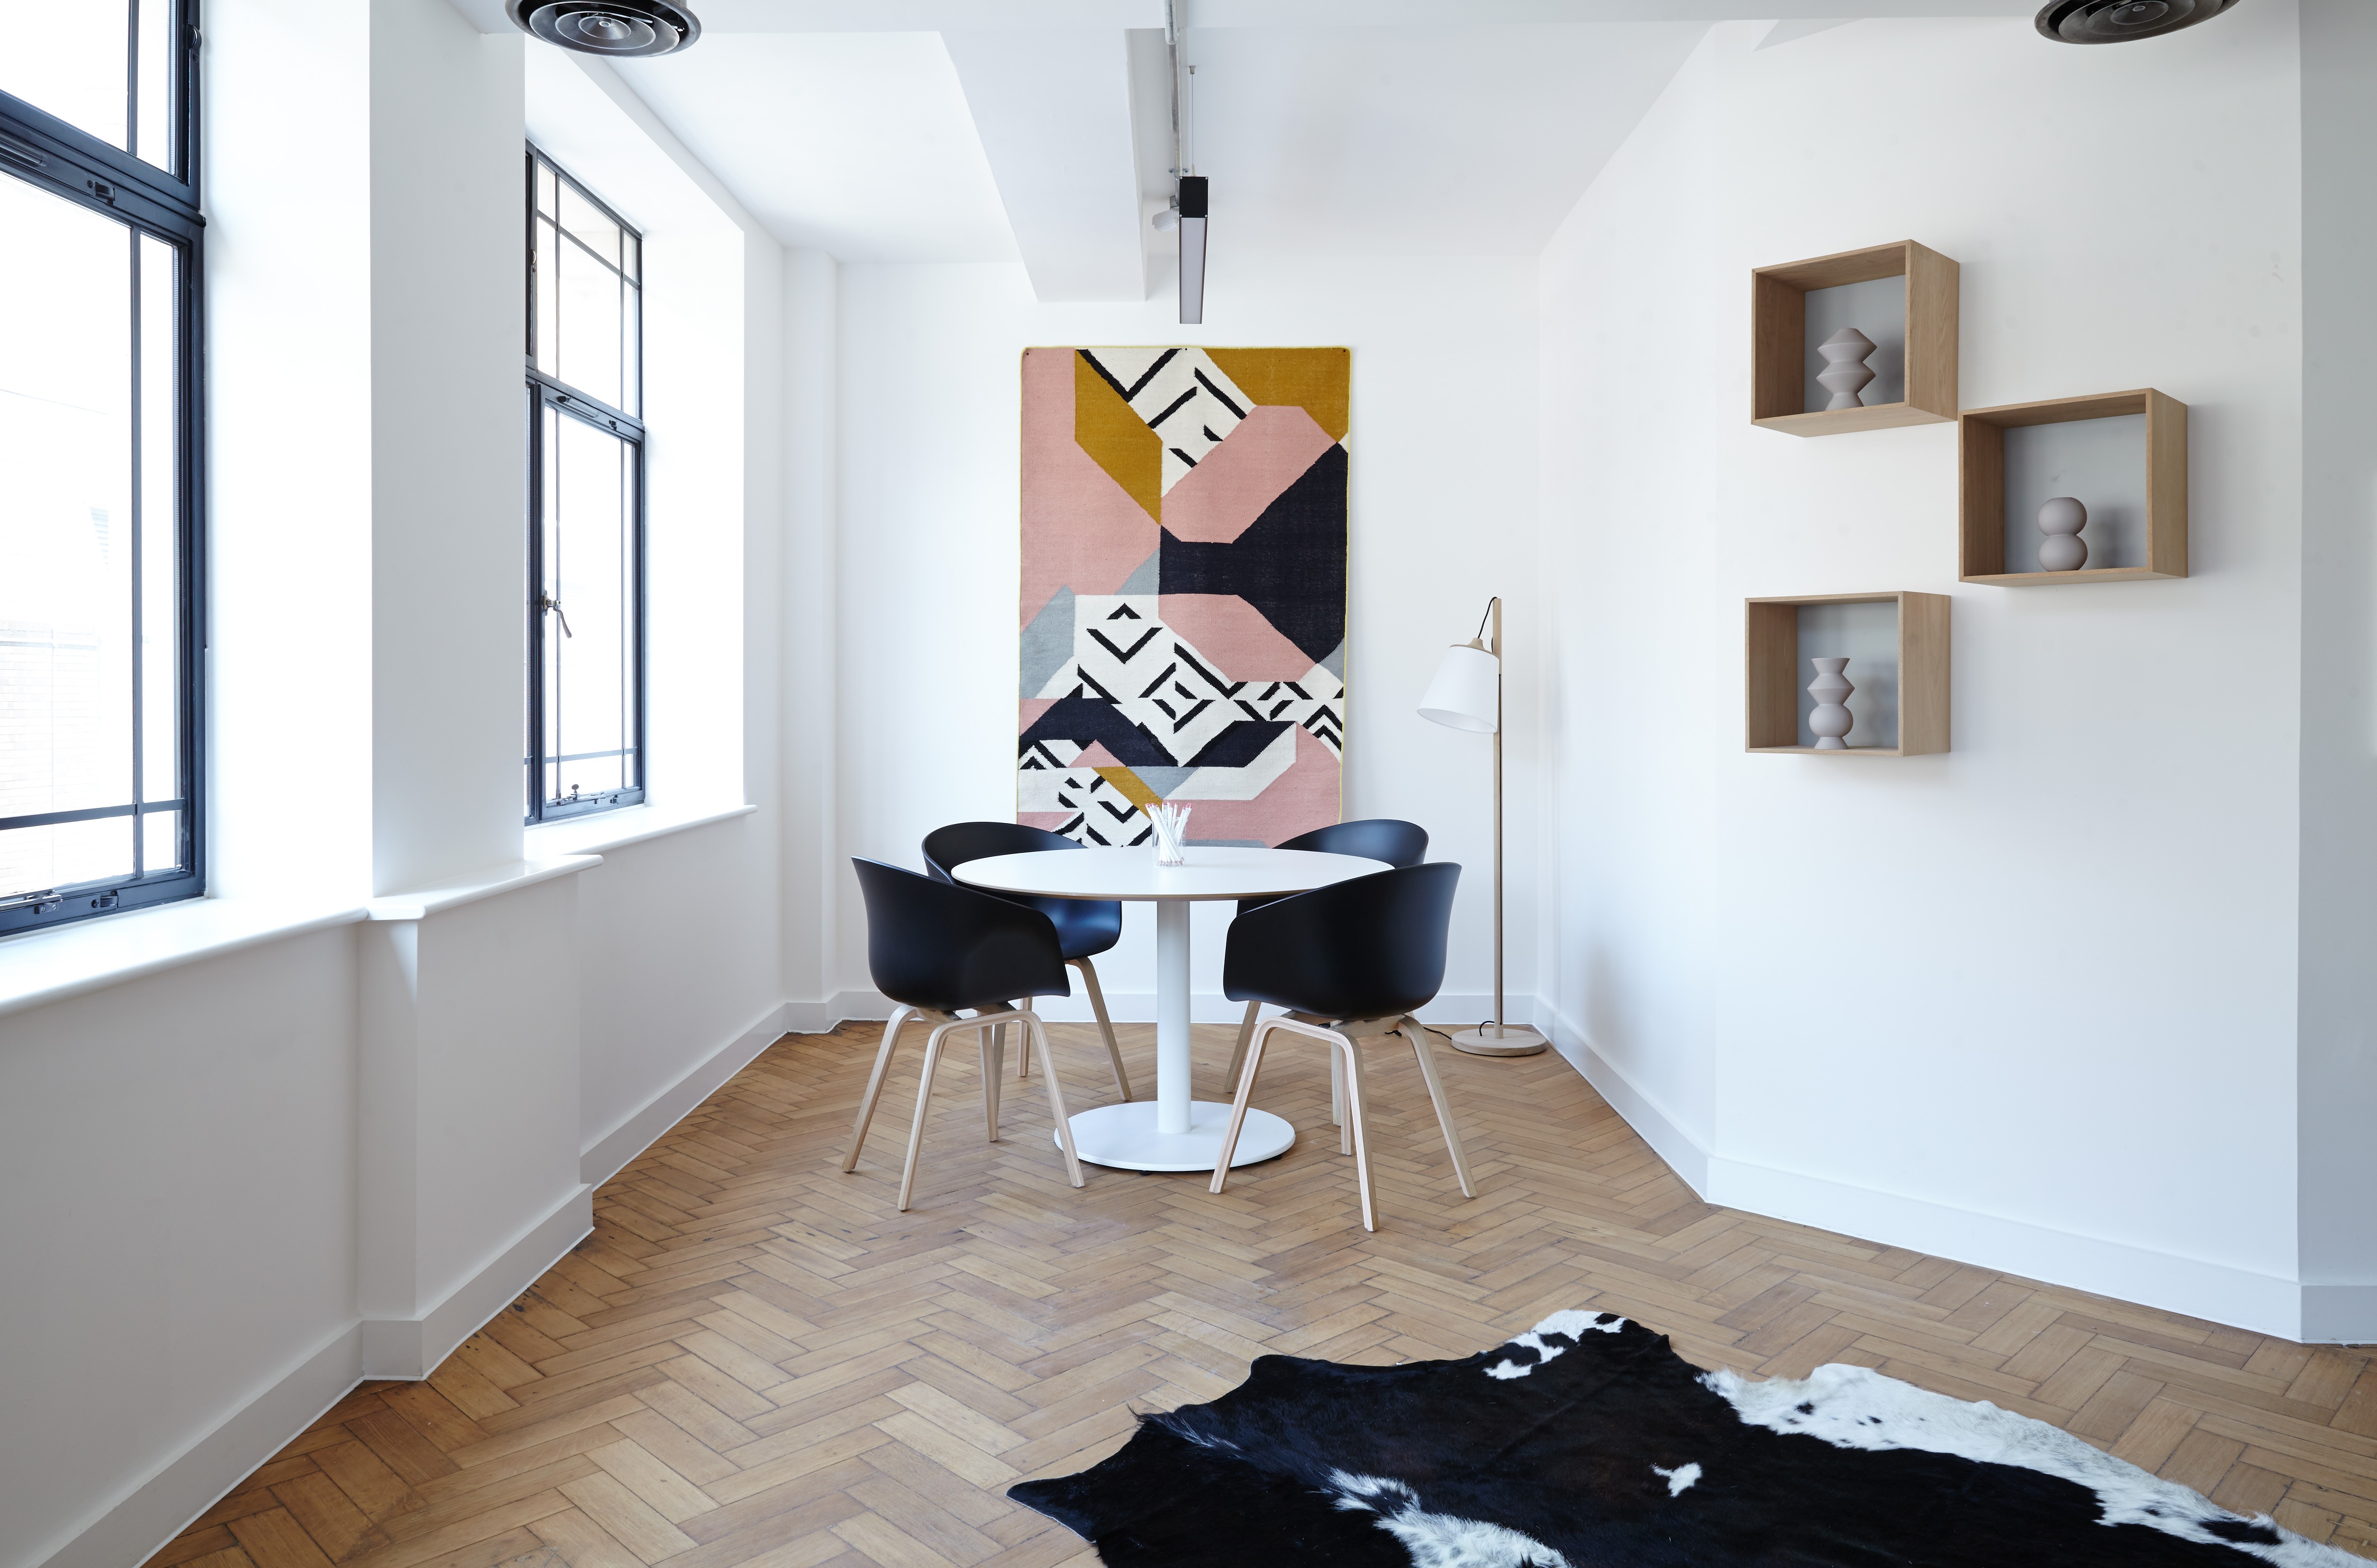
[45,1191,594,1568]
[34,1322,363,1568]
[581,1002,798,1186]
[360,1184,595,1379]
[1536,1005,2355,1344]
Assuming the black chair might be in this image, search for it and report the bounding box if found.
[1221,819,1429,1096]
[923,822,1133,1103]
[842,858,1086,1210]
[1209,862,1474,1231]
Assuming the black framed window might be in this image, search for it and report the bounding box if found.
[0,2,205,936]
[526,149,645,823]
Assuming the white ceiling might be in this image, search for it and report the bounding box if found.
[615,35,1019,262]
[563,1,2042,298]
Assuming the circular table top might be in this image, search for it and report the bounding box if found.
[953,846,1390,902]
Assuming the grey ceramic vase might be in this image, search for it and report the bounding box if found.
[1808,658,1854,750]
[1815,328,1877,411]
[2038,495,2088,572]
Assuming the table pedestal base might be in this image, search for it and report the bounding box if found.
[1060,1101,1295,1173]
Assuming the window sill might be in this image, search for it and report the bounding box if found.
[367,855,605,922]
[0,896,370,1022]
[525,800,757,859]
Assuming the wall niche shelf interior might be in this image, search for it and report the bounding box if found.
[1747,592,1951,757]
[1752,241,1960,436]
[1958,389,2188,585]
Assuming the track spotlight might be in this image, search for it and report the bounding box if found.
[1177,176,1207,325]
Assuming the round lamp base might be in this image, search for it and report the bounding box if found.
[1447,1025,1550,1058]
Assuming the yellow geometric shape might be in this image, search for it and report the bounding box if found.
[1205,348,1350,443]
[1093,766,1164,810]
[1075,353,1163,522]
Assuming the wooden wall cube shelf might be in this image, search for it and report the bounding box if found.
[1958,389,2187,585]
[1752,241,1960,436]
[1746,592,1951,757]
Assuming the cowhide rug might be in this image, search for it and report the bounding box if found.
[1010,1310,2365,1567]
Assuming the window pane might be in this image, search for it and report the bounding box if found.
[0,177,137,904]
[537,162,557,218]
[543,413,635,806]
[534,214,558,376]
[135,0,174,172]
[556,235,623,409]
[0,0,130,151]
[138,235,179,830]
[142,805,178,873]
[557,181,620,270]
[621,281,640,416]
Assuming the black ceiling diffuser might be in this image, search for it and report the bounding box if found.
[507,0,700,56]
[2036,0,2239,43]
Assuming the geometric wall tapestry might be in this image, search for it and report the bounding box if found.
[1017,346,1349,848]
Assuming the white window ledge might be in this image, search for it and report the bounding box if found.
[0,897,369,1021]
[367,855,604,922]
[524,800,757,859]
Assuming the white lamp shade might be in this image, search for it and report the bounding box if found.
[1419,642,1498,733]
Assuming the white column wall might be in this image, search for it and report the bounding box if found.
[1538,13,2311,1333]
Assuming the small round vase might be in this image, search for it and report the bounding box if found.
[1815,328,1878,411]
[2038,495,2088,572]
[1808,657,1855,750]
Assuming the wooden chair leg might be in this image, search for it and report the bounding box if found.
[1222,1000,1260,1099]
[1009,1003,1027,1077]
[1331,1052,1348,1144]
[1025,1014,1086,1188]
[843,1008,916,1173]
[980,1022,1004,1143]
[1401,1019,1476,1199]
[1074,959,1133,1101]
[1209,1017,1282,1193]
[897,1019,958,1211]
[1338,1037,1377,1231]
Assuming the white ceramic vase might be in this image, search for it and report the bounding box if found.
[1815,328,1877,411]
[1808,658,1854,750]
[2038,495,2088,572]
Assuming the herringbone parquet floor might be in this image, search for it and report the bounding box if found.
[148,1020,2377,1568]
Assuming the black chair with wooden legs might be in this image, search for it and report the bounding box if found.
[842,857,1086,1211]
[923,822,1134,1104]
[1209,862,1475,1232]
[1220,819,1429,1101]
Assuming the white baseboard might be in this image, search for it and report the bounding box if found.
[53,1187,596,1568]
[1536,1002,2323,1343]
[1706,1156,2304,1341]
[581,1002,796,1186]
[795,988,1545,1031]
[37,1323,364,1568]
[2299,1284,2377,1345]
[1539,1003,1711,1195]
[362,1184,596,1379]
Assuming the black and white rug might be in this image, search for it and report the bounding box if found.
[1011,1310,2363,1566]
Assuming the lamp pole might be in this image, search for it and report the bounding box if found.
[1449,597,1547,1057]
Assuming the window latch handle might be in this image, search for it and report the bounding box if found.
[538,591,573,638]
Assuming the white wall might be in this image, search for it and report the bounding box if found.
[1538,11,2310,1333]
[0,932,359,1568]
[828,256,1542,1025]
[2293,0,2377,1343]
[0,8,792,1566]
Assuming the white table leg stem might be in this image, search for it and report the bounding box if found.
[1156,898,1192,1136]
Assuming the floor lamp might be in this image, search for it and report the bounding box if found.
[1419,597,1549,1057]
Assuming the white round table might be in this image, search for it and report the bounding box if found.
[953,846,1390,1172]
